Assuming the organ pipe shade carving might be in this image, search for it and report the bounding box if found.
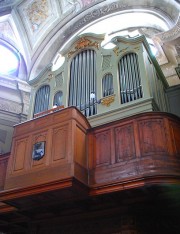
[102,73,114,97]
[68,49,97,117]
[54,91,63,106]
[102,55,111,70]
[55,73,63,87]
[33,85,50,115]
[118,53,142,104]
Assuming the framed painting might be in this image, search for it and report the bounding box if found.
[32,141,45,160]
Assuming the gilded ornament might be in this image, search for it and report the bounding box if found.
[47,74,53,81]
[113,47,119,56]
[68,37,99,58]
[120,47,128,53]
[101,95,115,107]
[26,0,49,32]
[134,46,140,51]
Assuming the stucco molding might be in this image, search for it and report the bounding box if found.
[154,15,180,43]
[0,98,22,114]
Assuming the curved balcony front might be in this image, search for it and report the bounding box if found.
[88,112,180,195]
[1,109,180,198]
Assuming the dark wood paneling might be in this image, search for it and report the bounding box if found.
[0,112,180,233]
[95,130,111,166]
[0,153,9,190]
[88,112,180,190]
[75,126,87,167]
[138,119,168,156]
[4,107,90,190]
[169,120,180,156]
[52,125,68,162]
[115,123,136,162]
[1,111,180,216]
[13,138,28,172]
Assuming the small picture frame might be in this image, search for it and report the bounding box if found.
[32,141,45,161]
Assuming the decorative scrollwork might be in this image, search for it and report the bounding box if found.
[68,37,99,58]
[113,47,119,56]
[114,47,128,56]
[101,94,115,107]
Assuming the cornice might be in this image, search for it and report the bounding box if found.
[154,14,180,43]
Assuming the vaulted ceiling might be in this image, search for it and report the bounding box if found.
[0,0,179,85]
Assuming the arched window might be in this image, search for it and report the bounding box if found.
[0,43,19,76]
[102,73,114,97]
[68,49,97,117]
[118,53,142,104]
[53,91,63,106]
[34,85,50,115]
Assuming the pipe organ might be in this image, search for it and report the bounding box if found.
[28,35,169,126]
[68,49,97,117]
[1,35,179,234]
[118,53,142,103]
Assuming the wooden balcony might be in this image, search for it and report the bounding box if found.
[3,107,90,193]
[0,108,180,233]
[88,112,180,195]
[0,108,180,200]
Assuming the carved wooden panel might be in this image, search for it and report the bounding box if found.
[115,124,136,162]
[138,119,168,156]
[52,125,68,162]
[75,126,86,167]
[95,130,111,166]
[13,139,28,171]
[3,110,180,194]
[4,107,91,190]
[169,121,180,156]
[0,155,9,190]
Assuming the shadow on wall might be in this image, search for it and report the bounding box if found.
[167,84,180,117]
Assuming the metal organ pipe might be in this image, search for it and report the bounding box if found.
[68,49,97,117]
[119,53,142,104]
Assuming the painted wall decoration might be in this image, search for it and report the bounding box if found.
[0,21,16,42]
[81,0,98,7]
[17,0,60,49]
[60,0,81,14]
[26,0,49,32]
[60,0,99,14]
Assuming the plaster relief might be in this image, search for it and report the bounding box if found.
[55,73,63,87]
[0,99,22,114]
[0,21,16,42]
[60,0,81,13]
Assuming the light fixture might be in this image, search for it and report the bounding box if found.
[53,103,58,108]
[90,92,101,104]
[90,92,96,100]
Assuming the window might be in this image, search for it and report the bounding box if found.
[102,73,114,97]
[53,91,63,106]
[118,53,142,104]
[68,49,97,117]
[0,43,19,76]
[34,85,50,115]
